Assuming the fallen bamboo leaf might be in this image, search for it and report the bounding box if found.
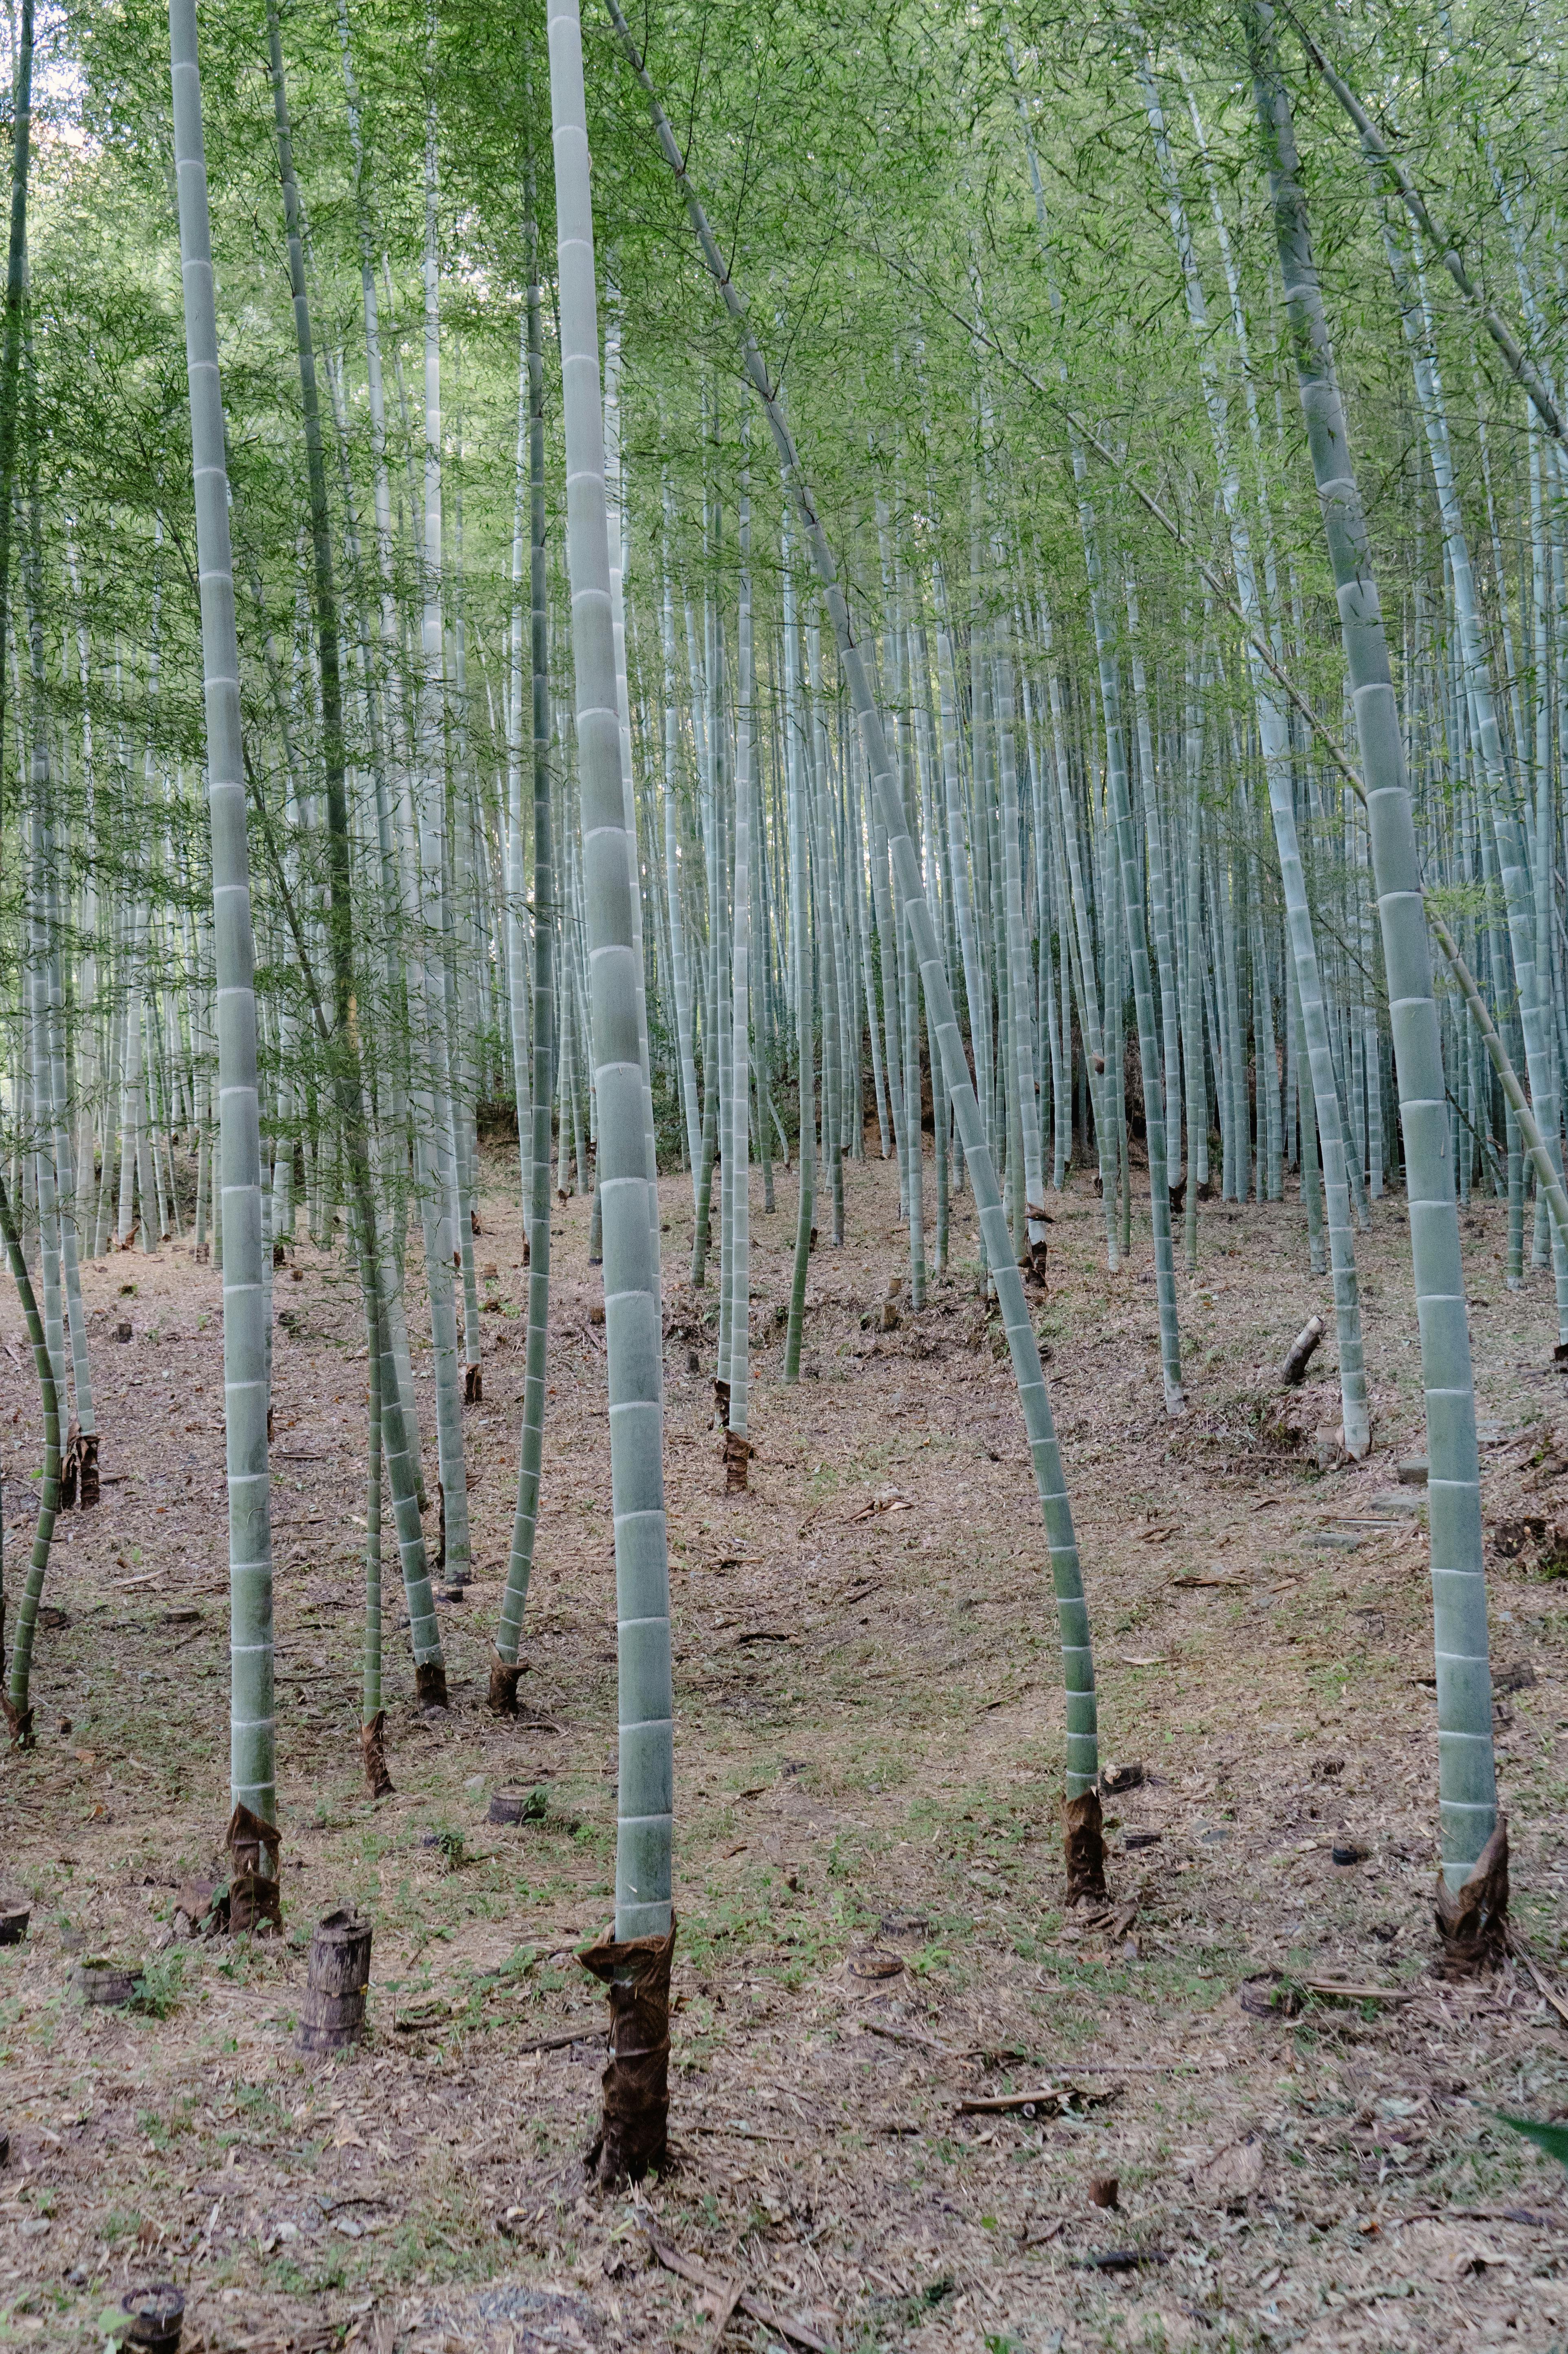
[845,1492,911,1523]
[1133,1524,1178,1544]
[1507,1939,1568,2031]
[1117,1654,1168,1668]
[1191,2136,1265,2206]
[644,2229,834,2353]
[702,2276,746,2349]
[1172,1573,1242,1589]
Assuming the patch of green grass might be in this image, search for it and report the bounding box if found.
[130,1949,185,2019]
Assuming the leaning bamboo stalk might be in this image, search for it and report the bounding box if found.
[606,0,1104,1888]
[494,172,557,1700]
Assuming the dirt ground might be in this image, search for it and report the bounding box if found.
[1,1141,1566,2354]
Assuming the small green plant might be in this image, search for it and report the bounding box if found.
[131,1949,186,2019]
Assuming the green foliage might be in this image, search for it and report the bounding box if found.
[1496,2112,1568,2169]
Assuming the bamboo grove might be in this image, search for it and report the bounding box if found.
[1,0,1564,2163]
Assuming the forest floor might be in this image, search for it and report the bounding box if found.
[1,1141,1566,2354]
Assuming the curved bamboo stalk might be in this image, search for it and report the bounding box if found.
[606,0,1101,1824]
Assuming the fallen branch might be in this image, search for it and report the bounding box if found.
[858,2019,967,2060]
[956,2083,1117,2115]
[517,2027,608,2055]
[1301,1977,1413,2006]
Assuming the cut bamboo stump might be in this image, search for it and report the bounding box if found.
[120,2283,185,2351]
[488,1786,547,1826]
[297,1910,372,2054]
[0,1903,30,1946]
[74,1960,139,2008]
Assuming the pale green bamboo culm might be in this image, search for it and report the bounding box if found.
[549,0,676,2184]
[605,0,1103,1868]
[1250,0,1498,1901]
[493,172,557,1699]
[169,0,277,1849]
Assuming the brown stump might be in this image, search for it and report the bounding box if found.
[487,1655,529,1716]
[1064,1790,1108,1906]
[359,1710,393,1799]
[464,1361,483,1404]
[1434,1815,1509,1977]
[579,1916,676,2186]
[297,1909,373,2054]
[225,1802,282,1935]
[414,1659,449,1712]
[722,1429,752,1493]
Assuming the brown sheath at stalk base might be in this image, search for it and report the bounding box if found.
[435,1478,446,1572]
[225,1802,283,1935]
[78,1433,99,1509]
[712,1377,730,1430]
[1434,1815,1509,1977]
[487,1655,530,1715]
[414,1659,449,1711]
[463,1362,482,1405]
[579,1917,676,2186]
[2,1697,34,1752]
[722,1430,752,1492]
[60,1419,82,1508]
[359,1710,393,1798]
[1064,1790,1108,1905]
